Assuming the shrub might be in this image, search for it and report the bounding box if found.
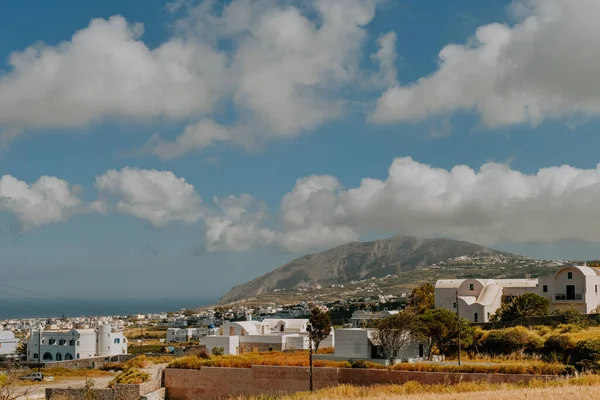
[109,367,150,387]
[388,362,566,375]
[543,335,574,363]
[483,327,543,355]
[211,347,225,356]
[553,307,589,327]
[350,359,368,368]
[572,338,600,370]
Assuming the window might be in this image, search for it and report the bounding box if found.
[469,284,474,291]
[48,339,56,345]
[543,285,548,293]
[114,338,120,344]
[77,341,80,346]
[59,339,66,346]
[43,352,53,361]
[474,313,479,323]
[77,353,80,359]
[41,339,45,344]
[596,285,598,295]
[487,312,491,320]
[33,353,38,359]
[452,302,457,309]
[69,340,75,346]
[568,272,573,279]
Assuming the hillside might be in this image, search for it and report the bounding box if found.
[217,235,530,305]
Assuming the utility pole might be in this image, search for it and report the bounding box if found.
[140,324,143,355]
[309,337,314,392]
[456,289,461,366]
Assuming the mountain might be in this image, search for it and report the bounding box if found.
[218,235,525,305]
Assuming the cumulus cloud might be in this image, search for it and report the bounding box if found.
[0,16,226,142]
[372,0,600,127]
[0,0,383,155]
[145,0,379,158]
[0,175,83,230]
[94,167,203,227]
[205,157,600,252]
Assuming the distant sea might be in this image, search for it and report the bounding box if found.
[0,297,216,320]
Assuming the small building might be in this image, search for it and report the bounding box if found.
[0,331,18,356]
[434,265,600,322]
[350,310,400,327]
[314,328,427,365]
[200,319,333,355]
[538,265,600,314]
[27,325,127,362]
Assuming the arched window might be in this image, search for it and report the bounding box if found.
[48,339,56,345]
[77,353,80,359]
[114,338,120,344]
[64,353,73,360]
[280,324,285,332]
[56,353,62,361]
[43,352,53,360]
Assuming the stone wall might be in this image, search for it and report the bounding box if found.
[165,366,555,400]
[45,377,162,400]
[23,354,135,370]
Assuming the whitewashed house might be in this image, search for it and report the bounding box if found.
[167,327,220,343]
[537,265,600,314]
[434,265,600,322]
[200,319,334,355]
[0,331,18,356]
[314,328,427,365]
[27,325,127,362]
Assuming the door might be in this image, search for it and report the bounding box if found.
[566,285,576,300]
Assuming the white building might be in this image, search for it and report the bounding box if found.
[435,278,537,323]
[200,319,334,355]
[27,325,127,362]
[434,265,600,322]
[538,265,600,314]
[0,331,18,356]
[314,328,427,365]
[350,310,399,328]
[167,327,220,343]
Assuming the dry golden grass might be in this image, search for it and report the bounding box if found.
[168,351,349,369]
[245,375,600,400]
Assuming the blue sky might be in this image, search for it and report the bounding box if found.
[2,0,600,302]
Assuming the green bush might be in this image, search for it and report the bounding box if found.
[543,335,574,363]
[572,339,600,370]
[350,359,368,369]
[211,347,225,356]
[483,327,543,355]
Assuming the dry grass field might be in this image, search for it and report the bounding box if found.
[250,375,600,400]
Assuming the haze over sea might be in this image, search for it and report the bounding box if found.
[0,297,215,320]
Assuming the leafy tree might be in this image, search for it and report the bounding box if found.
[307,308,332,391]
[371,311,418,365]
[15,343,26,358]
[494,293,549,322]
[418,308,474,358]
[406,283,435,314]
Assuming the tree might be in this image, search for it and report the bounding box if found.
[0,362,29,400]
[307,308,332,392]
[406,283,435,314]
[494,293,549,322]
[371,311,418,365]
[418,309,474,359]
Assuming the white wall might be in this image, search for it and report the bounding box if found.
[201,336,238,355]
[0,331,18,356]
[333,329,371,359]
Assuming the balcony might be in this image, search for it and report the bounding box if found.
[554,293,583,301]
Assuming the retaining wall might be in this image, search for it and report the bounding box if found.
[164,366,553,400]
[45,376,161,400]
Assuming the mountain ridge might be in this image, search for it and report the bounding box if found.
[218,235,524,305]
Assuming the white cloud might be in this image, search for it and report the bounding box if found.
[371,32,398,87]
[94,167,203,227]
[0,0,384,156]
[0,15,226,141]
[132,0,379,158]
[0,175,83,230]
[372,0,600,127]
